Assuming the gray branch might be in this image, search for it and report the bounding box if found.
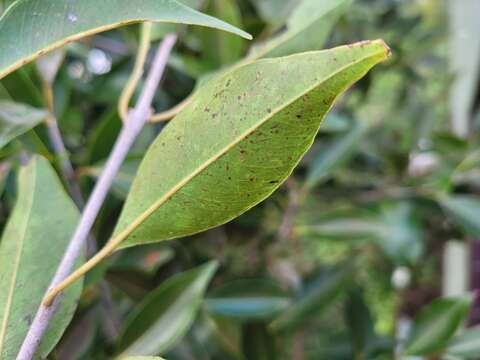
[16,33,178,360]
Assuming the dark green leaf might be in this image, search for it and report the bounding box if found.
[440,195,480,238]
[117,262,218,357]
[405,295,473,356]
[205,279,291,321]
[269,266,353,332]
[306,121,369,188]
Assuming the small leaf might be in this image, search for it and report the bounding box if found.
[0,100,47,149]
[345,288,375,358]
[440,195,480,238]
[269,266,353,332]
[251,0,300,28]
[205,279,291,321]
[113,40,390,250]
[117,262,218,357]
[0,0,251,80]
[306,121,369,188]
[121,357,165,360]
[448,0,480,137]
[0,156,83,359]
[249,0,352,59]
[405,295,473,356]
[447,325,480,359]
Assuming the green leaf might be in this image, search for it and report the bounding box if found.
[249,0,352,59]
[447,325,480,359]
[306,121,369,188]
[269,266,353,332]
[405,295,473,356]
[448,0,480,137]
[205,279,291,321]
[121,357,165,360]
[0,0,251,80]
[297,202,424,264]
[118,262,218,357]
[250,0,300,28]
[198,0,246,66]
[0,100,47,149]
[113,40,390,250]
[0,156,83,359]
[440,195,480,238]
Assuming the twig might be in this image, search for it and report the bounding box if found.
[16,33,178,360]
[43,76,121,341]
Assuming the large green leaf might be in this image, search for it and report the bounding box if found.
[0,0,251,80]
[112,40,390,250]
[205,279,291,321]
[117,262,218,357]
[269,266,353,332]
[0,156,83,359]
[447,325,480,359]
[405,295,472,356]
[0,100,47,149]
[249,0,352,59]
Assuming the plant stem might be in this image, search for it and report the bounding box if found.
[16,33,177,360]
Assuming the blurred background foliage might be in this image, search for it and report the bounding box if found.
[1,0,480,359]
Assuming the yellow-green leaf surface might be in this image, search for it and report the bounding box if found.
[0,0,251,80]
[112,40,390,249]
[0,100,47,149]
[0,156,83,359]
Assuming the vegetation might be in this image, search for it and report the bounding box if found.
[0,0,479,359]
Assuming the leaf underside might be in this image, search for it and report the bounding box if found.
[113,40,390,249]
[0,0,251,80]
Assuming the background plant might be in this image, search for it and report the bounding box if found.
[0,0,479,359]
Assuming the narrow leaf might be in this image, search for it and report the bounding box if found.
[0,100,47,149]
[447,325,480,359]
[249,0,352,59]
[269,266,353,332]
[118,262,218,357]
[0,0,251,80]
[405,295,473,356]
[306,121,369,188]
[205,279,291,321]
[448,0,480,137]
[0,156,83,359]
[113,40,390,250]
[440,195,480,238]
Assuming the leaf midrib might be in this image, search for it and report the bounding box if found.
[0,160,37,354]
[113,45,386,247]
